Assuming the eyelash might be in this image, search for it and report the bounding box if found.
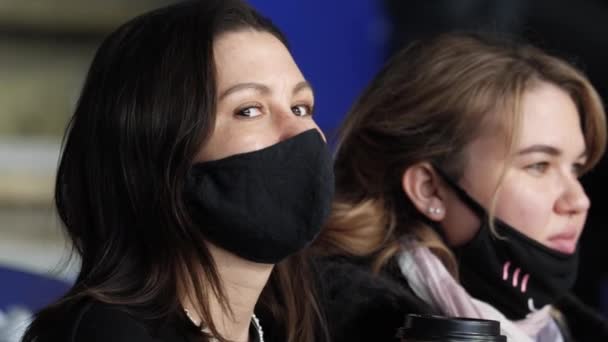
[524,161,586,177]
[234,103,314,118]
[525,162,550,174]
[572,163,585,177]
[292,104,314,117]
[235,104,264,118]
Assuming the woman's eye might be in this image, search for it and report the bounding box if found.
[236,106,263,118]
[291,104,313,117]
[572,163,585,177]
[525,162,549,175]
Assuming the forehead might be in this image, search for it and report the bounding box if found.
[212,30,303,87]
[517,82,583,148]
[467,82,585,159]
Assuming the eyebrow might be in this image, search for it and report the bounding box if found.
[516,144,587,159]
[219,82,270,100]
[293,81,314,95]
[218,80,313,101]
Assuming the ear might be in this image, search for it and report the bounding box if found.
[401,162,446,221]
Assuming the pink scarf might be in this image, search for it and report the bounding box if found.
[397,240,564,342]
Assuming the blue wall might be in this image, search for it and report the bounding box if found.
[248,0,390,139]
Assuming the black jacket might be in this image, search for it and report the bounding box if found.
[314,255,608,342]
[31,300,266,342]
[314,255,435,342]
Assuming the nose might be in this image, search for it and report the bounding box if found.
[554,175,590,216]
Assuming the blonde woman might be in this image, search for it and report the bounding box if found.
[314,33,607,341]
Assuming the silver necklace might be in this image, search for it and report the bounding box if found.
[184,309,264,342]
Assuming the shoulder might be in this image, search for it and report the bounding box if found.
[71,302,162,342]
[314,254,432,311]
[314,255,434,342]
[555,294,608,342]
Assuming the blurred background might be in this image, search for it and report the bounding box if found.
[0,1,606,341]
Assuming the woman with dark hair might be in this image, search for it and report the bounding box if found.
[314,32,608,341]
[22,1,333,341]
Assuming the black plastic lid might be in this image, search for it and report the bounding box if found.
[399,314,507,341]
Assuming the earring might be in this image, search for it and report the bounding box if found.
[428,207,442,215]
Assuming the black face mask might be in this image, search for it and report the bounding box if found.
[433,167,579,320]
[184,129,334,264]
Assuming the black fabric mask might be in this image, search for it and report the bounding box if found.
[433,167,579,320]
[184,129,334,264]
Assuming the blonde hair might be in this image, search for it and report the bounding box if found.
[314,32,607,276]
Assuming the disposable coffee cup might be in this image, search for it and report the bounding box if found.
[398,314,506,341]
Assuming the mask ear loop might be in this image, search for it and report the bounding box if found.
[407,163,491,246]
[430,164,516,251]
[422,163,497,252]
[430,163,487,220]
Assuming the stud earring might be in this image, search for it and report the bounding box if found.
[428,207,442,215]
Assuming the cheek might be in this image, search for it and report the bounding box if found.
[443,206,481,246]
[493,182,554,241]
[228,128,272,153]
[197,123,278,162]
[441,190,482,246]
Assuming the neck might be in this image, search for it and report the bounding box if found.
[184,241,273,342]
